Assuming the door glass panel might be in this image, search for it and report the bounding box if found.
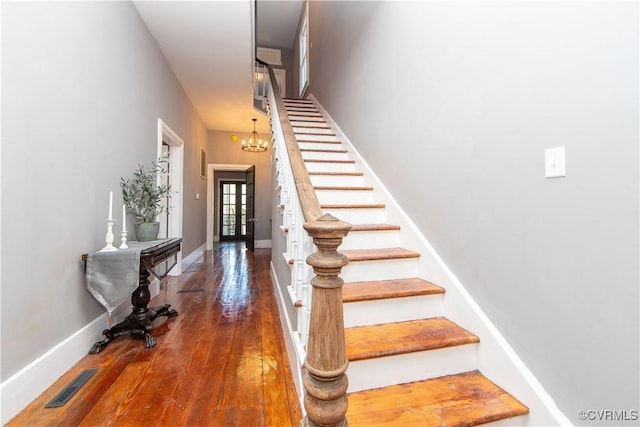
[220,181,248,240]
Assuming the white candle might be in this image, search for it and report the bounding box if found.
[108,191,113,220]
[122,204,127,232]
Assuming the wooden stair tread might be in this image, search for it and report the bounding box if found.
[341,247,418,261]
[321,203,385,209]
[343,277,443,303]
[309,171,364,176]
[296,132,337,137]
[286,108,321,114]
[347,370,529,426]
[296,139,341,144]
[304,159,354,164]
[288,112,323,117]
[285,103,316,107]
[300,148,348,154]
[292,124,331,129]
[289,116,326,122]
[283,99,314,104]
[345,317,479,361]
[350,223,400,231]
[314,186,373,191]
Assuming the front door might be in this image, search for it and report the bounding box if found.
[220,181,247,241]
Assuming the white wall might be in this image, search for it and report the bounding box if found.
[306,1,639,425]
[1,0,207,391]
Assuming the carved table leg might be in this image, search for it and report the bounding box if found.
[88,264,177,354]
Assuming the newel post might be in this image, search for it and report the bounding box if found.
[302,213,352,427]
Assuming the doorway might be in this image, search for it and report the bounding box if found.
[220,181,247,241]
[157,119,184,275]
[206,164,256,251]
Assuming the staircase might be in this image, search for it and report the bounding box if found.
[283,98,530,426]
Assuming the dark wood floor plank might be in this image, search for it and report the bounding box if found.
[7,243,302,427]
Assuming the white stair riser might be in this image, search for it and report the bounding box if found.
[287,113,322,120]
[298,142,344,151]
[288,115,325,122]
[315,190,375,205]
[343,294,444,327]
[305,161,356,173]
[293,127,334,135]
[284,107,314,111]
[340,230,401,250]
[301,152,350,161]
[283,102,314,106]
[341,258,420,282]
[347,344,478,392]
[309,175,365,187]
[285,108,316,113]
[295,134,340,142]
[291,120,328,127]
[322,208,386,224]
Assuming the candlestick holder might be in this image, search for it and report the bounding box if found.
[119,230,129,249]
[100,219,118,252]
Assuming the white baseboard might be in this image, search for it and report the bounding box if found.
[255,239,272,249]
[0,302,129,425]
[182,243,206,269]
[270,261,305,414]
[311,95,572,426]
[0,242,209,425]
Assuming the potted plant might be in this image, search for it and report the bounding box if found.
[121,157,171,241]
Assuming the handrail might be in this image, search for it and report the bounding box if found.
[261,59,324,222]
[260,59,352,427]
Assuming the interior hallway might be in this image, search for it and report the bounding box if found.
[8,243,302,426]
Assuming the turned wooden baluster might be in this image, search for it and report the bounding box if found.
[302,214,352,427]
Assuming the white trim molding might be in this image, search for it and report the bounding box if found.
[310,95,572,426]
[157,118,184,276]
[182,243,206,269]
[0,303,129,424]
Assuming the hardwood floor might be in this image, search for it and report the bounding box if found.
[8,243,302,427]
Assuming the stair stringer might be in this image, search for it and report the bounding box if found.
[309,94,572,427]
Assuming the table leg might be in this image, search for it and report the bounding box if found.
[89,266,178,354]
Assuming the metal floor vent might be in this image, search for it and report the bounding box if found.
[45,369,97,408]
[177,288,204,293]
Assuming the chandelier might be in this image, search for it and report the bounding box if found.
[241,118,267,152]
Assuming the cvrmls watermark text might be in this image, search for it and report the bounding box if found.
[577,410,638,422]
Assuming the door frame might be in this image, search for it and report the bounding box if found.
[207,164,254,251]
[218,180,247,241]
[157,119,184,275]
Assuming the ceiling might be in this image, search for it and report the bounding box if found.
[133,0,302,135]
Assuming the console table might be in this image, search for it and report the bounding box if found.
[83,238,182,354]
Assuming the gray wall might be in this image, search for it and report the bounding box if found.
[306,1,638,424]
[207,130,273,242]
[258,45,295,99]
[1,2,207,381]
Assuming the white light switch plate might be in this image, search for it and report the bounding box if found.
[545,147,566,178]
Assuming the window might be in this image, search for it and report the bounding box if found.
[299,3,309,96]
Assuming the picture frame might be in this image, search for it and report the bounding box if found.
[200,148,207,179]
